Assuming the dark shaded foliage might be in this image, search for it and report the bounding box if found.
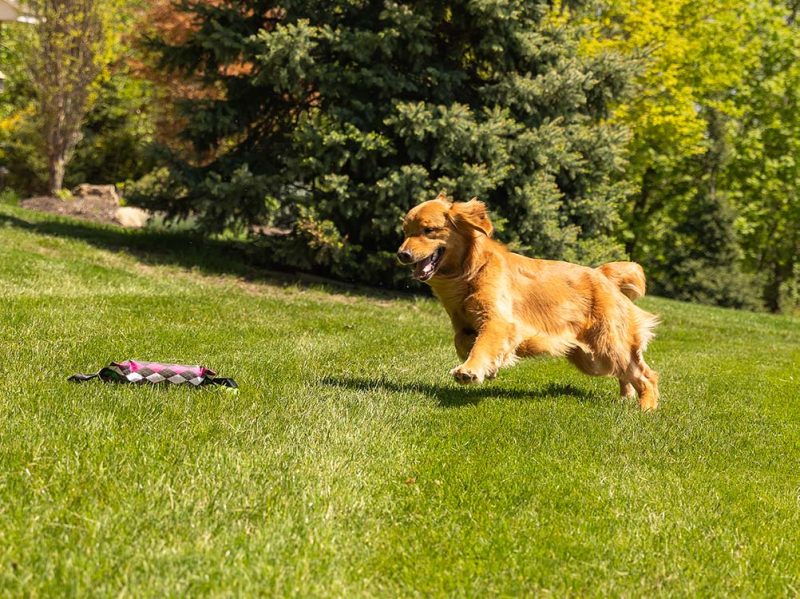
[129,0,635,285]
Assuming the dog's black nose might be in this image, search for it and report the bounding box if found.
[397,250,413,264]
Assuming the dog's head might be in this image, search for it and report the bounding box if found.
[397,192,493,282]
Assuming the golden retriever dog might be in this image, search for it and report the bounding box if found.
[397,193,661,410]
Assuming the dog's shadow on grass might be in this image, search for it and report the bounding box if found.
[321,375,593,408]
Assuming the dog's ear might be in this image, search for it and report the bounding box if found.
[449,198,493,237]
[435,190,449,202]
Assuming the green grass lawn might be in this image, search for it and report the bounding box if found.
[1,204,799,597]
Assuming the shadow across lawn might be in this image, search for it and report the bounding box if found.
[0,208,412,301]
[321,375,593,407]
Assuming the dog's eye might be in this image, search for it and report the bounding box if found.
[424,227,438,235]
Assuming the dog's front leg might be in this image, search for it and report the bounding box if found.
[450,320,515,384]
[454,328,477,361]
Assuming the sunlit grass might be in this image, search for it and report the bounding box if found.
[1,205,799,596]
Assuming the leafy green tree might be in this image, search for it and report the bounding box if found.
[26,0,109,194]
[0,0,157,196]
[0,11,46,194]
[581,0,759,259]
[726,1,800,312]
[132,0,636,284]
[65,65,159,188]
[652,109,761,309]
[583,0,800,312]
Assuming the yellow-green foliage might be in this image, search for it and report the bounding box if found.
[580,0,800,311]
[582,0,760,180]
[0,0,152,195]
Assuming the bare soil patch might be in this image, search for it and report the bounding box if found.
[21,194,119,225]
[20,185,149,227]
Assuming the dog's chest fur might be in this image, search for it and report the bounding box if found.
[429,278,487,332]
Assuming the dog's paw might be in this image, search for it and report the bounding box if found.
[450,364,484,385]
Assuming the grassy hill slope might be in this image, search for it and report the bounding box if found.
[1,205,799,596]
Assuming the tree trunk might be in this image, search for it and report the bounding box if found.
[626,167,654,259]
[48,154,66,196]
[764,261,785,313]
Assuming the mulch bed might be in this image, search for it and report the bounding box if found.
[20,194,120,226]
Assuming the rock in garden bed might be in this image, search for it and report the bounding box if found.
[20,184,152,228]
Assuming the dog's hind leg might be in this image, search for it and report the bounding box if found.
[567,346,613,377]
[624,349,660,411]
[619,380,636,399]
[568,342,639,401]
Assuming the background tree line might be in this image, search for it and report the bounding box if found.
[1,0,798,312]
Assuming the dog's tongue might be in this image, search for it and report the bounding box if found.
[414,254,436,280]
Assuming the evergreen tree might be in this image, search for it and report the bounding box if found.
[131,0,634,285]
[654,189,760,309]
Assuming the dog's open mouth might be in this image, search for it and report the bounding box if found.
[413,248,445,281]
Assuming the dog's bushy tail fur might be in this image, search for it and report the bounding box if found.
[597,261,647,301]
[634,306,660,351]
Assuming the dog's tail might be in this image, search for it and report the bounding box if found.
[597,261,647,301]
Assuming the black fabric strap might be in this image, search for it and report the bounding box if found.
[68,372,101,383]
[205,377,238,388]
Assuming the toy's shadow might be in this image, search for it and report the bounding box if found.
[321,375,592,408]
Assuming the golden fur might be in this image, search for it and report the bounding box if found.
[397,193,661,410]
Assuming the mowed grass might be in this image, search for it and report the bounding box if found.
[1,205,799,597]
